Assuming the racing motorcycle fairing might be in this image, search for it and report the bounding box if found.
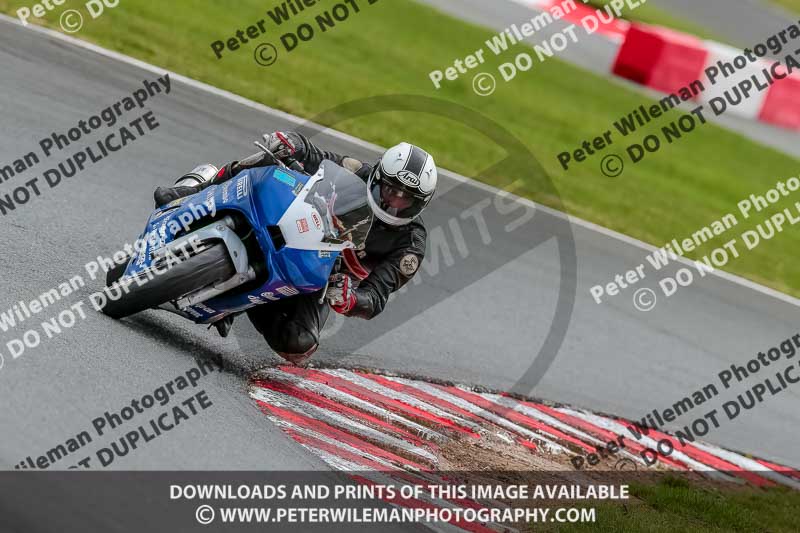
[120,160,373,324]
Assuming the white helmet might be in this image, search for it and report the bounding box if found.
[366,142,437,226]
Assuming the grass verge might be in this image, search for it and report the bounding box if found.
[536,477,800,532]
[769,0,800,15]
[1,0,800,297]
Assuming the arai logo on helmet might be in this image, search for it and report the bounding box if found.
[396,170,421,189]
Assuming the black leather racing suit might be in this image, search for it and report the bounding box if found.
[224,133,427,362]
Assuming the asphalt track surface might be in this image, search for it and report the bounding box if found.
[0,4,799,483]
[651,0,799,46]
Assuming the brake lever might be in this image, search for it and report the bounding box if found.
[253,141,286,169]
[254,140,305,174]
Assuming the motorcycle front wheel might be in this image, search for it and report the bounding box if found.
[101,242,235,319]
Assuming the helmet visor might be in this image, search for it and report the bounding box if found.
[369,178,428,224]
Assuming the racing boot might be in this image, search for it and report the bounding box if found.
[154,164,220,208]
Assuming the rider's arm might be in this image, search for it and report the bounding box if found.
[273,130,427,318]
[278,132,372,180]
[211,150,276,184]
[346,221,427,320]
[210,130,368,187]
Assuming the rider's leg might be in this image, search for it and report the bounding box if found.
[246,291,330,365]
[154,164,220,208]
[154,150,285,208]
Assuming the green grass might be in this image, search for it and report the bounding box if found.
[769,0,800,15]
[536,477,800,532]
[3,0,800,298]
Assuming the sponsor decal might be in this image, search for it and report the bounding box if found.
[184,307,203,319]
[318,250,332,258]
[311,211,322,230]
[149,209,171,222]
[136,243,147,266]
[276,286,300,297]
[296,218,310,233]
[292,181,304,196]
[248,287,297,305]
[194,302,216,314]
[265,290,282,302]
[148,224,168,254]
[399,254,420,276]
[273,169,297,187]
[221,181,231,203]
[247,295,265,305]
[396,169,421,189]
[236,174,250,200]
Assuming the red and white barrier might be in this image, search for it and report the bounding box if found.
[759,64,800,128]
[510,0,800,129]
[613,24,800,129]
[612,25,708,93]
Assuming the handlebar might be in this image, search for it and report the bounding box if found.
[253,141,306,175]
[284,157,305,173]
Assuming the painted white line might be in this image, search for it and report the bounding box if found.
[260,368,448,443]
[483,394,607,447]
[390,378,567,454]
[266,413,492,533]
[298,443,371,472]
[323,370,485,433]
[690,440,800,490]
[264,437,491,533]
[556,407,736,480]
[486,396,649,466]
[271,418,405,471]
[250,385,438,463]
[1,14,798,309]
[261,413,374,471]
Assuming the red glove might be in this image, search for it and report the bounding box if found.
[326,273,356,314]
[265,131,299,160]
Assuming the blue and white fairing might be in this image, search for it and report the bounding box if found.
[123,160,373,324]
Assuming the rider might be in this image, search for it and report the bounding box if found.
[153,132,437,365]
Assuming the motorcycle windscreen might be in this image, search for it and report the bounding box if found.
[305,160,373,249]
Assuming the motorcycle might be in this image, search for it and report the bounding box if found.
[101,144,373,326]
